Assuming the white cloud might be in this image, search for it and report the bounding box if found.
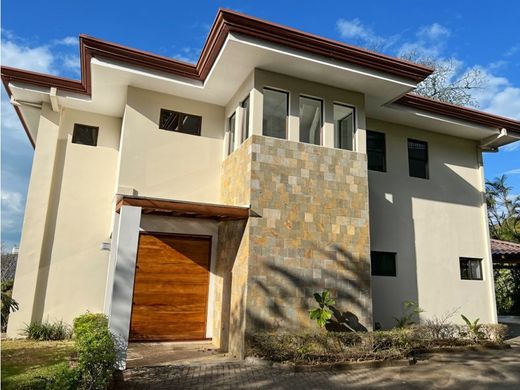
[397,23,451,58]
[62,54,81,74]
[504,168,520,175]
[418,23,451,41]
[53,36,78,46]
[1,39,54,73]
[502,142,520,152]
[336,19,396,50]
[1,190,24,232]
[172,47,200,64]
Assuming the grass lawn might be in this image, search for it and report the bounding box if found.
[1,339,75,389]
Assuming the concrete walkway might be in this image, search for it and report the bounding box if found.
[115,342,520,389]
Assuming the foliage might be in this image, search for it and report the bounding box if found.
[71,313,116,390]
[23,320,72,341]
[422,309,459,339]
[494,268,515,314]
[1,243,18,281]
[393,301,424,328]
[1,279,19,331]
[309,291,335,328]
[399,52,486,108]
[460,315,485,341]
[486,175,520,243]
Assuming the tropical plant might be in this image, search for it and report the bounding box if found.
[1,279,19,331]
[22,320,72,340]
[461,314,485,341]
[309,291,335,327]
[393,300,423,328]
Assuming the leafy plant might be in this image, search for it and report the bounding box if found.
[461,314,485,341]
[393,300,423,328]
[309,291,335,327]
[1,279,18,331]
[22,320,72,340]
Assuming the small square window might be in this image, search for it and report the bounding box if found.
[367,131,386,172]
[408,139,428,179]
[371,251,396,276]
[459,258,482,280]
[159,109,202,136]
[72,124,99,146]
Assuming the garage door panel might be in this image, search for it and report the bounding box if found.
[129,233,211,342]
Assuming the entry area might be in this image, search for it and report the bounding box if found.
[129,233,211,342]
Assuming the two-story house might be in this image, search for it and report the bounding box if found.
[3,9,519,366]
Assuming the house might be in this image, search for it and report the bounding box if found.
[2,9,519,366]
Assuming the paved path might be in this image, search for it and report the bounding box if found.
[115,343,520,389]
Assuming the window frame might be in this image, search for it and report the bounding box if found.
[227,112,236,156]
[459,257,483,281]
[240,95,250,143]
[333,102,356,151]
[158,108,202,136]
[262,87,289,140]
[371,251,397,277]
[366,130,387,172]
[299,95,323,145]
[72,123,99,147]
[408,138,429,179]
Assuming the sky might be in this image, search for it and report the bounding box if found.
[1,0,519,249]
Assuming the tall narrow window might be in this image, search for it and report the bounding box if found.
[459,258,482,280]
[227,113,236,155]
[408,139,428,179]
[334,104,355,150]
[367,131,386,172]
[299,96,322,145]
[371,251,397,276]
[263,88,288,139]
[72,124,99,146]
[159,109,202,136]
[241,95,250,143]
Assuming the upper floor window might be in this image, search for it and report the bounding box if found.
[159,109,202,136]
[72,124,99,147]
[459,258,482,280]
[371,251,396,276]
[241,95,250,143]
[299,96,322,145]
[334,104,355,151]
[263,88,288,139]
[408,139,428,179]
[367,130,386,172]
[227,113,236,155]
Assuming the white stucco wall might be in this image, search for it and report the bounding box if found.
[367,118,496,328]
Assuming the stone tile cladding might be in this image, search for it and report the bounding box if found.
[219,135,372,356]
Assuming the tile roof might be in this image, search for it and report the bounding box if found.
[490,239,520,256]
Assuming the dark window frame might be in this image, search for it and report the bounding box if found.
[262,87,289,140]
[367,130,386,172]
[72,123,99,147]
[299,95,323,145]
[241,95,250,143]
[333,103,356,151]
[408,138,429,179]
[371,251,397,277]
[227,112,236,156]
[459,258,483,280]
[159,108,202,136]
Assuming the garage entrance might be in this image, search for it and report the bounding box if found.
[129,233,211,341]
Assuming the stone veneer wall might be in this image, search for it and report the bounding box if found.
[218,135,372,357]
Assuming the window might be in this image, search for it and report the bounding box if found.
[334,104,355,151]
[408,139,428,179]
[367,131,386,172]
[241,95,250,143]
[263,88,288,139]
[227,113,236,155]
[371,251,396,276]
[459,258,483,280]
[72,124,99,146]
[299,96,322,145]
[159,109,202,136]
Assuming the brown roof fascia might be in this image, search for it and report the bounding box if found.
[396,94,520,132]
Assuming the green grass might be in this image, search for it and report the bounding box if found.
[1,339,75,389]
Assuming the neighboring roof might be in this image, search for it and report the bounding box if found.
[491,239,520,263]
[2,8,520,147]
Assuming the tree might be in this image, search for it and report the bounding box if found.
[486,175,520,243]
[399,52,486,108]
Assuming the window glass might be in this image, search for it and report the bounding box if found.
[228,113,236,155]
[367,131,386,172]
[459,258,483,280]
[241,96,250,143]
[371,251,396,276]
[159,109,202,136]
[299,96,322,145]
[263,88,288,139]
[408,139,428,179]
[334,104,355,150]
[72,124,99,146]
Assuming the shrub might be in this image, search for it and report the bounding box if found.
[1,279,18,331]
[480,324,508,342]
[393,301,423,328]
[23,320,72,340]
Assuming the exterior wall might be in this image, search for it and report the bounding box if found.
[117,87,225,202]
[367,118,496,328]
[219,135,371,357]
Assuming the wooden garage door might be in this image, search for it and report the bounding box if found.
[129,233,211,341]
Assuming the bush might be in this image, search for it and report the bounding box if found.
[1,279,18,331]
[23,320,72,340]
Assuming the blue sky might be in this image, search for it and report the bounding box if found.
[1,0,519,248]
